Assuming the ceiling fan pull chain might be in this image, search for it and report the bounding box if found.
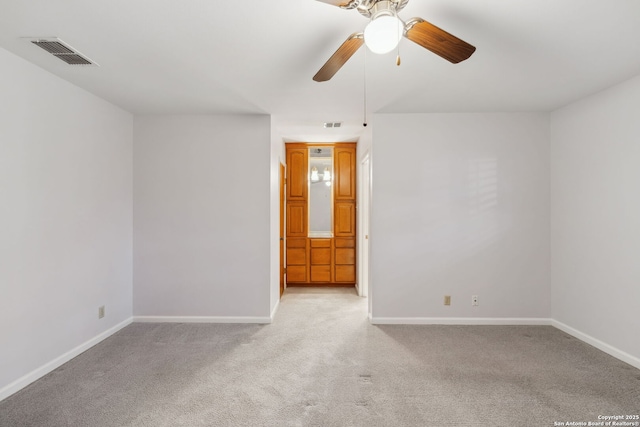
[396,20,402,66]
[363,48,368,127]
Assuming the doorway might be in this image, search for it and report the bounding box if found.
[359,153,371,316]
[284,142,357,287]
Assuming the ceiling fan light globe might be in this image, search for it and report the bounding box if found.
[364,15,403,54]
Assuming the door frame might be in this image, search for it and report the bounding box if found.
[358,151,371,302]
[279,162,286,297]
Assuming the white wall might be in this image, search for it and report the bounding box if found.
[269,119,286,316]
[371,113,550,322]
[550,75,640,363]
[133,115,271,319]
[0,48,133,398]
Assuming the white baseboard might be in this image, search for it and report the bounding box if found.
[370,317,552,325]
[551,320,640,370]
[133,315,272,324]
[270,300,280,322]
[0,317,133,402]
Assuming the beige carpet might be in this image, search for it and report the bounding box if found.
[1,287,639,426]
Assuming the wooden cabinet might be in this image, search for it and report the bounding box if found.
[335,238,355,282]
[286,202,307,237]
[310,239,332,282]
[286,238,307,282]
[285,143,357,286]
[334,147,356,200]
[287,148,307,201]
[334,202,356,237]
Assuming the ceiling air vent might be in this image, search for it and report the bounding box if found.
[323,122,342,129]
[29,38,98,66]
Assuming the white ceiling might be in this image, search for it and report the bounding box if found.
[1,0,640,140]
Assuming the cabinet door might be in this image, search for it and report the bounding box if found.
[287,202,307,237]
[287,148,308,201]
[334,147,356,201]
[335,202,355,237]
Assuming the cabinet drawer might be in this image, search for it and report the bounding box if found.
[310,239,331,248]
[287,266,306,282]
[335,248,355,265]
[287,248,306,265]
[287,238,307,248]
[335,265,355,282]
[335,238,355,248]
[311,265,331,282]
[311,248,331,265]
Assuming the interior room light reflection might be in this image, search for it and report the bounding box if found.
[323,167,331,181]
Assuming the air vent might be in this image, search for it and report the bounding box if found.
[323,122,342,129]
[55,54,93,65]
[29,38,98,66]
[31,41,74,55]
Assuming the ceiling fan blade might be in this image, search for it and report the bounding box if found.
[313,32,364,82]
[315,0,359,9]
[404,18,476,64]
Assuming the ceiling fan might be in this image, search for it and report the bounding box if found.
[313,0,476,82]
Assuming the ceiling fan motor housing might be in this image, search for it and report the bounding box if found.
[356,0,409,18]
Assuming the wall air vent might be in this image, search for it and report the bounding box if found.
[28,38,98,66]
[323,122,342,129]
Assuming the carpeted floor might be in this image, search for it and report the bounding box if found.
[1,287,639,426]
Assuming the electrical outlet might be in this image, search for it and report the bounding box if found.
[444,295,451,306]
[472,295,478,306]
[98,305,105,319]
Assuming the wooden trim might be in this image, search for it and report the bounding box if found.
[279,162,285,298]
[285,142,357,148]
[286,283,355,288]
